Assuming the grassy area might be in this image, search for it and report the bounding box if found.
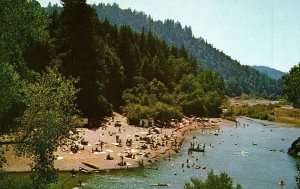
[223,103,300,127]
[274,108,300,126]
[50,173,90,189]
[2,172,90,189]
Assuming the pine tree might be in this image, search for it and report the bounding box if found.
[59,0,111,125]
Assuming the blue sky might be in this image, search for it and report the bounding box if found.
[38,0,300,72]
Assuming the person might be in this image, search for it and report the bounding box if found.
[279,180,285,186]
[70,169,77,177]
[79,179,82,186]
[100,142,103,151]
[138,159,144,166]
[107,153,114,160]
[118,156,126,166]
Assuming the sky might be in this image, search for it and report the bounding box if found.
[38,0,300,72]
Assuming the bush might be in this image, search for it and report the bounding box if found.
[124,102,183,125]
[184,170,242,189]
[268,115,275,121]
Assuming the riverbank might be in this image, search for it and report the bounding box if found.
[225,98,300,127]
[240,116,300,128]
[3,113,234,172]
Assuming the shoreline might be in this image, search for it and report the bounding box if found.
[238,116,300,128]
[3,113,234,173]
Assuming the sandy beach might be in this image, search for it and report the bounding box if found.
[3,113,234,172]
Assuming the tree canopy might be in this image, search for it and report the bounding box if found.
[283,63,300,108]
[184,170,242,189]
[0,1,79,188]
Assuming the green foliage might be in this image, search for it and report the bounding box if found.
[0,1,229,186]
[0,0,48,70]
[123,71,225,122]
[92,3,282,99]
[124,104,153,124]
[47,2,226,124]
[13,66,79,188]
[0,64,23,134]
[97,42,124,108]
[0,0,48,133]
[283,63,300,108]
[184,170,242,189]
[58,0,113,123]
[0,171,32,189]
[152,102,183,121]
[0,0,50,170]
[253,65,286,80]
[123,78,183,124]
[296,160,300,188]
[224,104,275,121]
[176,72,225,117]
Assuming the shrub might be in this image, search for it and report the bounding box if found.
[184,170,242,189]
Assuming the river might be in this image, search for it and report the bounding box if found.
[82,118,299,189]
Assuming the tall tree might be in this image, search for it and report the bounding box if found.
[97,42,124,109]
[283,63,300,108]
[59,0,111,125]
[117,25,137,88]
[0,66,79,189]
[0,2,80,188]
[0,0,47,67]
[16,66,79,188]
[0,0,48,168]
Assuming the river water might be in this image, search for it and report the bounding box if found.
[83,118,299,189]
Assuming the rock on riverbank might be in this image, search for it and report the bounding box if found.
[288,137,300,157]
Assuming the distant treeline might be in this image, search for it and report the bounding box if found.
[253,65,286,80]
[85,3,282,99]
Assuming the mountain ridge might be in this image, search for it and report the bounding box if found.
[252,65,286,80]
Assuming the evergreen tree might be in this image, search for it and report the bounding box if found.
[117,25,137,88]
[283,63,300,108]
[59,0,111,125]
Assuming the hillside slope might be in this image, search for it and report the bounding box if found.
[253,65,285,80]
[93,3,282,99]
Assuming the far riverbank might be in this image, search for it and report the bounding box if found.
[225,98,300,127]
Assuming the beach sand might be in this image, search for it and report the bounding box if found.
[3,113,234,172]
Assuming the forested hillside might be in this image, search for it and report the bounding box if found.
[91,3,282,99]
[26,1,227,125]
[253,65,285,80]
[1,0,226,187]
